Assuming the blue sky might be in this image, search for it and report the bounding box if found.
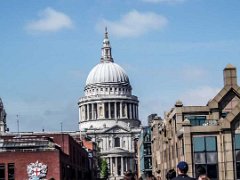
[1,0,240,132]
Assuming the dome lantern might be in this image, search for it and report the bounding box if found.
[85,29,131,88]
[101,27,113,63]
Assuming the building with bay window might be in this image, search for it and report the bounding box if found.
[78,29,141,180]
[151,64,240,180]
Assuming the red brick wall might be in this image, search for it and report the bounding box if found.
[0,150,60,180]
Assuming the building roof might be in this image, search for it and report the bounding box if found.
[85,29,130,87]
[86,62,130,86]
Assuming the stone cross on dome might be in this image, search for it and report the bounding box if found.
[101,27,114,63]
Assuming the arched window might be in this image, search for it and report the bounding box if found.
[114,137,120,147]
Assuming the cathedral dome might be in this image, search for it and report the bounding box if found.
[85,28,130,87]
[86,61,130,86]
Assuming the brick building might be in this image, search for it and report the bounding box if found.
[82,137,98,180]
[0,132,90,180]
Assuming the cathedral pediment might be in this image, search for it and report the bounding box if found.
[103,125,130,133]
[109,147,129,153]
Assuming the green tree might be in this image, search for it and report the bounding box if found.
[100,158,108,179]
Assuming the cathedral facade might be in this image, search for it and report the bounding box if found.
[0,98,7,134]
[78,30,141,179]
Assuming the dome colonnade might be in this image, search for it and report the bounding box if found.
[78,29,140,130]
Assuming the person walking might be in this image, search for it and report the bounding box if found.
[172,161,195,180]
[196,166,210,180]
[166,169,176,180]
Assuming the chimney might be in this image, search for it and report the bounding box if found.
[224,64,237,86]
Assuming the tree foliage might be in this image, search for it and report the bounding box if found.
[100,158,108,179]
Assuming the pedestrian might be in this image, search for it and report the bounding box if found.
[196,166,209,180]
[166,169,176,180]
[156,170,162,180]
[146,173,156,180]
[198,174,210,180]
[172,161,195,180]
[124,170,135,180]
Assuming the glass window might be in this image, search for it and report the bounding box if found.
[236,150,240,161]
[237,162,240,179]
[8,163,14,180]
[0,164,5,180]
[206,137,217,151]
[193,137,205,152]
[207,164,218,179]
[206,152,218,164]
[193,136,218,179]
[235,134,240,150]
[194,153,206,164]
[114,137,120,147]
[234,134,240,179]
[186,116,206,126]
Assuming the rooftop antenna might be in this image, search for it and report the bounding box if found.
[60,122,63,132]
[16,114,20,136]
[17,114,19,134]
[60,122,65,150]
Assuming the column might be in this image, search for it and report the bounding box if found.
[129,137,132,151]
[91,103,94,120]
[79,106,81,121]
[102,103,105,119]
[103,138,106,151]
[95,103,98,119]
[132,104,135,119]
[87,104,89,120]
[110,157,113,176]
[114,102,117,119]
[136,105,138,119]
[107,136,109,151]
[115,157,118,176]
[120,102,123,118]
[121,157,124,176]
[85,105,87,120]
[108,102,111,119]
[129,103,132,119]
[126,103,129,118]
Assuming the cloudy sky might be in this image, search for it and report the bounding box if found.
[1,0,240,132]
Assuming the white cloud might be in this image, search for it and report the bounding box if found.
[180,86,220,106]
[26,7,73,33]
[96,10,168,38]
[142,0,186,3]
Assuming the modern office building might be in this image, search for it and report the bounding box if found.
[138,126,152,179]
[151,65,240,180]
[78,29,141,180]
